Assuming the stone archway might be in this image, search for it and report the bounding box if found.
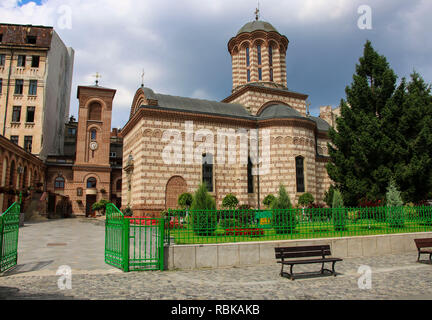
[165,176,187,210]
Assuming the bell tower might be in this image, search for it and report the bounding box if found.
[228,15,289,92]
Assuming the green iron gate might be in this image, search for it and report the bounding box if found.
[0,202,20,273]
[105,203,165,272]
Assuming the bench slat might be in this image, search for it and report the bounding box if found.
[275,245,330,253]
[276,250,331,259]
[414,238,432,249]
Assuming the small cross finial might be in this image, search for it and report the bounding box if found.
[93,72,102,86]
[141,69,145,87]
[255,7,260,21]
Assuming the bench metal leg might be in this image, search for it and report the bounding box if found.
[418,252,421,262]
[280,264,295,280]
[332,261,337,276]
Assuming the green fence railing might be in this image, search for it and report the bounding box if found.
[165,206,432,245]
[0,202,21,273]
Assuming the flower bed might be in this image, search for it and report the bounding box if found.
[127,217,159,226]
[225,228,264,237]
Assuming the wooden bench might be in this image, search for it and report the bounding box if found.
[414,238,432,262]
[275,245,343,280]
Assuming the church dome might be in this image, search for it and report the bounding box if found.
[237,20,280,35]
[258,104,304,120]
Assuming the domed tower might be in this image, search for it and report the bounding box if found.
[228,15,289,93]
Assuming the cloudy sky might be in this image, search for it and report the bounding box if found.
[1,0,431,128]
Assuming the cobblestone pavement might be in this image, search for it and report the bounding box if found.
[0,218,431,300]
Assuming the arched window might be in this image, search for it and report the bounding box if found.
[257,44,262,65]
[248,157,254,194]
[88,102,102,121]
[246,46,250,67]
[54,176,65,190]
[202,154,213,192]
[90,129,97,141]
[87,177,97,189]
[296,156,305,193]
[269,46,273,66]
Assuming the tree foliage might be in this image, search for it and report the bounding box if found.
[327,40,432,205]
[222,193,239,209]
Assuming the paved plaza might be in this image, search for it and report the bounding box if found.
[0,218,431,300]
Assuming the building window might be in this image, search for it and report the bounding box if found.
[248,157,254,193]
[270,68,273,81]
[202,153,213,192]
[258,68,262,81]
[0,34,3,43]
[31,56,40,68]
[77,188,83,196]
[26,36,37,44]
[110,152,117,158]
[28,80,37,95]
[90,129,97,141]
[54,177,65,190]
[269,46,273,66]
[14,79,23,94]
[67,128,77,136]
[24,136,33,153]
[17,55,26,67]
[247,69,250,82]
[26,106,35,123]
[0,79,2,94]
[12,106,21,122]
[10,136,19,145]
[257,44,262,65]
[296,156,305,193]
[0,54,5,66]
[87,177,97,189]
[246,46,250,67]
[24,136,33,152]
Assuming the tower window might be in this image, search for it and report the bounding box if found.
[202,153,213,192]
[296,156,305,193]
[31,56,40,68]
[17,55,26,67]
[0,79,2,94]
[269,46,273,66]
[0,54,5,66]
[28,80,37,95]
[90,129,97,141]
[14,79,23,94]
[270,68,273,81]
[247,69,251,82]
[246,47,250,67]
[258,68,262,81]
[89,102,102,120]
[257,44,262,65]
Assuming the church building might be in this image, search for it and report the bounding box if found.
[120,17,335,216]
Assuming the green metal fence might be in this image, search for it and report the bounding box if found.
[105,203,165,272]
[0,202,21,273]
[165,206,432,245]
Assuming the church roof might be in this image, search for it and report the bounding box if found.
[140,88,253,120]
[237,20,279,35]
[258,104,304,120]
[308,116,331,132]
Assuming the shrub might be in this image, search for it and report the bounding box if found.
[324,185,336,208]
[332,190,346,231]
[219,218,238,229]
[190,183,217,236]
[386,180,405,228]
[298,193,314,207]
[263,194,276,208]
[178,193,193,209]
[92,199,109,215]
[271,185,296,234]
[222,194,239,210]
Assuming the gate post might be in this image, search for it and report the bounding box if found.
[159,217,165,271]
[122,217,130,272]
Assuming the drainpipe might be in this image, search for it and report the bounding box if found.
[256,122,261,210]
[3,49,14,136]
